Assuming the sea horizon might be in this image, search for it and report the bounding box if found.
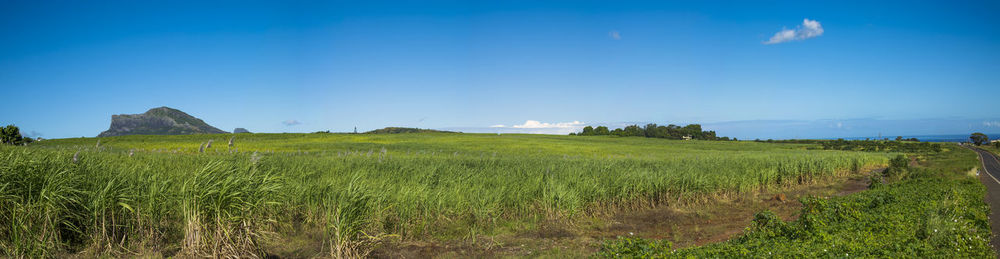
[827,133,1000,143]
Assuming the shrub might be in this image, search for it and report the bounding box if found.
[884,155,909,178]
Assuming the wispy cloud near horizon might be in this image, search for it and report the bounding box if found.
[511,120,584,129]
[608,30,621,40]
[764,19,824,44]
[282,120,301,126]
[484,120,585,134]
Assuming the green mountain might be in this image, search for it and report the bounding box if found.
[97,107,227,137]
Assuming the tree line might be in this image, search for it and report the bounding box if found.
[1,125,34,146]
[818,139,941,153]
[571,124,734,141]
[748,138,940,153]
[970,132,999,148]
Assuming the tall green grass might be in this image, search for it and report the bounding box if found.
[180,160,282,257]
[4,133,891,256]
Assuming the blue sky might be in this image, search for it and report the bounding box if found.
[2,0,999,139]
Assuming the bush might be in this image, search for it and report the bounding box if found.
[889,155,909,169]
[884,155,910,178]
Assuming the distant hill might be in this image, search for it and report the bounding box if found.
[233,128,251,134]
[97,107,227,137]
[365,127,457,134]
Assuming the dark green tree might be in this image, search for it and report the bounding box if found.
[702,130,718,140]
[622,125,644,137]
[595,126,610,135]
[1,125,25,145]
[643,124,658,138]
[665,124,682,139]
[572,122,733,141]
[971,132,989,146]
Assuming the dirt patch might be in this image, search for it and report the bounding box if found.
[594,172,874,249]
[260,217,327,258]
[517,222,578,239]
[369,169,881,258]
[373,236,529,258]
[836,170,878,196]
[374,242,463,258]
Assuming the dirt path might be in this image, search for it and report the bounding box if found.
[589,170,878,249]
[970,147,1000,257]
[373,169,882,258]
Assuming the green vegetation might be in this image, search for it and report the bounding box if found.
[575,124,731,140]
[599,143,994,258]
[971,132,990,146]
[2,133,889,257]
[1,124,33,146]
[977,143,1000,156]
[818,139,942,153]
[753,139,942,153]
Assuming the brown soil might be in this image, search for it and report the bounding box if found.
[367,169,881,258]
[589,171,875,249]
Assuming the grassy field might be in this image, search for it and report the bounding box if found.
[600,143,994,258]
[2,133,890,257]
[976,144,1000,157]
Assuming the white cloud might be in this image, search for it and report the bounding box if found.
[488,120,586,135]
[609,30,621,40]
[984,121,1000,127]
[512,120,584,128]
[282,120,301,126]
[764,19,824,44]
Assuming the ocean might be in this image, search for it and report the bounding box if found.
[834,134,1000,143]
